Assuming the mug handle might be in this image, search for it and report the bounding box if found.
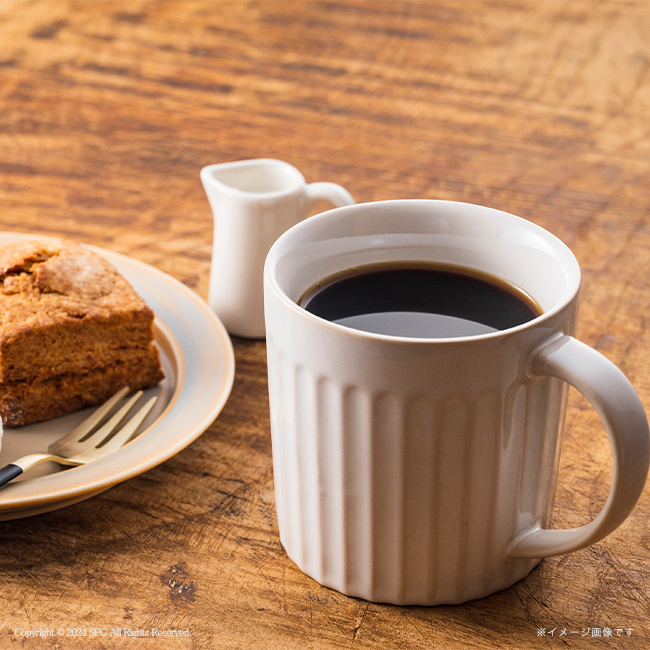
[305,182,355,209]
[509,334,650,559]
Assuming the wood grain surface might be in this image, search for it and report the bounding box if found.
[1,1,650,648]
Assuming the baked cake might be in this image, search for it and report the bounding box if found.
[0,237,164,426]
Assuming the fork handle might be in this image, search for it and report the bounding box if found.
[0,453,77,488]
[0,464,23,486]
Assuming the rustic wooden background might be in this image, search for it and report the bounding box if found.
[1,1,649,648]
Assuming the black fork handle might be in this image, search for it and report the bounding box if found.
[0,464,24,487]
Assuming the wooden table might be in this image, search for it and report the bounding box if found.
[1,1,649,647]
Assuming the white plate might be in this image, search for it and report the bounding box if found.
[0,233,235,520]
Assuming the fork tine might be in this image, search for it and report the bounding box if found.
[90,390,144,445]
[49,386,131,457]
[93,395,158,456]
[74,386,131,442]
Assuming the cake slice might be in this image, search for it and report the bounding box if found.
[0,237,164,426]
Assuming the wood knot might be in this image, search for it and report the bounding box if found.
[159,563,196,605]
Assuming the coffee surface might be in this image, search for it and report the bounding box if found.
[299,262,542,338]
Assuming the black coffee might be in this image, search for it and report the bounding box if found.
[299,262,542,338]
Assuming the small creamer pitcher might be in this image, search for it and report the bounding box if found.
[201,159,354,338]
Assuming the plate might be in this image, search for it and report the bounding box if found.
[0,233,235,520]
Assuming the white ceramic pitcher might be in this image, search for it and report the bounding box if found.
[201,159,354,338]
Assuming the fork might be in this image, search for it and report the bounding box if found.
[0,387,157,488]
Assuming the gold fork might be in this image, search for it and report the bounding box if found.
[0,387,157,488]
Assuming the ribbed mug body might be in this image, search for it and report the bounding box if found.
[266,301,576,605]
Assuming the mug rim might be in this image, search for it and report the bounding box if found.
[264,199,581,344]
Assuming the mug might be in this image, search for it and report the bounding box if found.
[263,199,650,605]
[201,159,354,338]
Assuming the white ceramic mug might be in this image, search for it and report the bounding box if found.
[263,199,650,606]
[201,159,354,338]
